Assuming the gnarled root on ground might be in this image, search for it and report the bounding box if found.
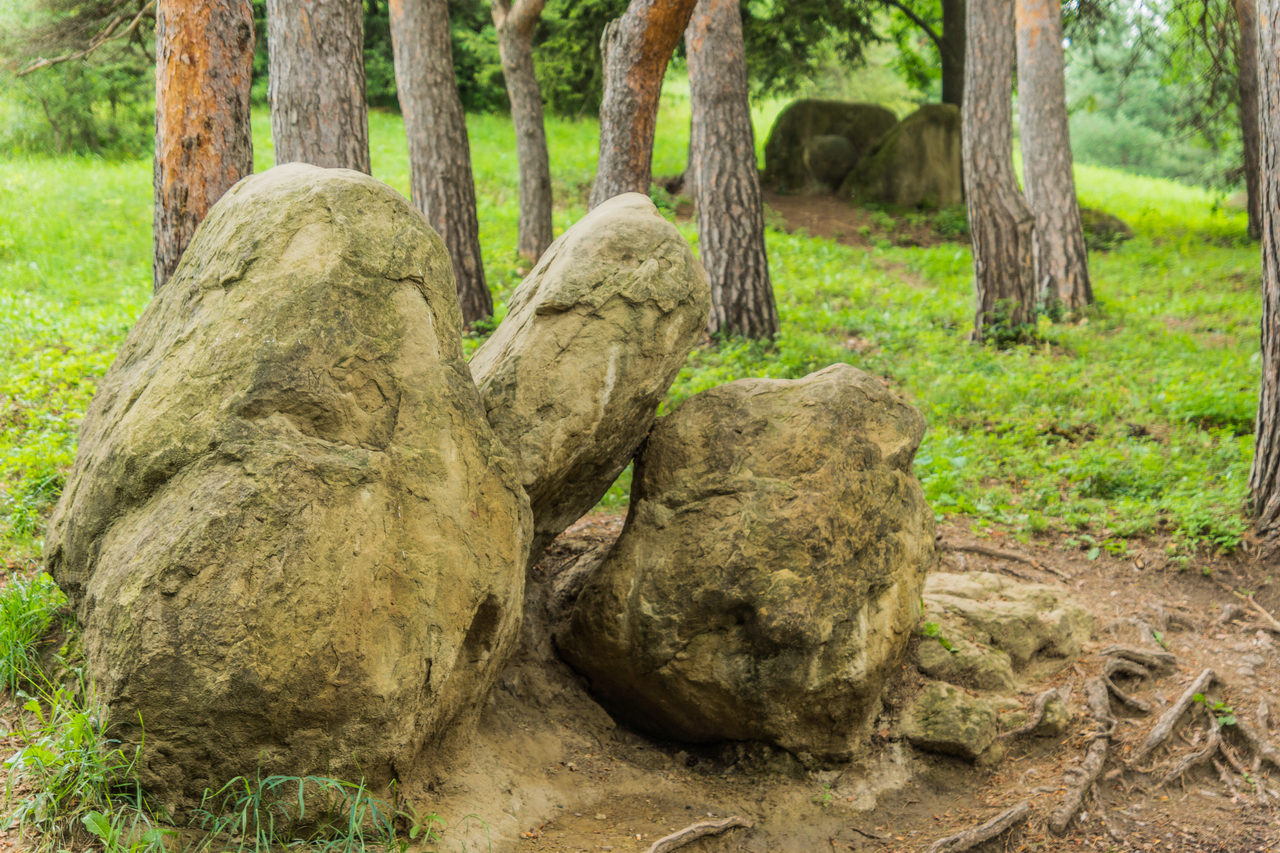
[924,800,1032,853]
[1050,677,1115,835]
[642,816,752,853]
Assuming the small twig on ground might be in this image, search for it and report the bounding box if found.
[642,816,752,853]
[925,801,1031,853]
[1243,596,1280,634]
[1100,645,1177,673]
[1001,689,1060,740]
[1259,696,1271,734]
[936,540,1070,579]
[846,825,890,840]
[1129,668,1216,766]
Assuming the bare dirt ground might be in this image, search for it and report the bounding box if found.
[416,509,1280,853]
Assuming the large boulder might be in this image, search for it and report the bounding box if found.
[557,364,934,760]
[45,164,532,804]
[840,104,963,208]
[471,193,710,560]
[763,100,899,191]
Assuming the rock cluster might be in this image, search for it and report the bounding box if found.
[47,165,940,801]
[762,100,898,191]
[902,571,1092,763]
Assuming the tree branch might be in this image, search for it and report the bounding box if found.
[878,0,960,65]
[17,0,156,76]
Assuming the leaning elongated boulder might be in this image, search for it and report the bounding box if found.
[557,363,934,760]
[45,164,531,802]
[471,193,710,560]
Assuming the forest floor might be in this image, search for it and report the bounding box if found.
[421,512,1280,853]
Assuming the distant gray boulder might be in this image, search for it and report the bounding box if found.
[763,100,899,191]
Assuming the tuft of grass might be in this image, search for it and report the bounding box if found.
[192,774,441,853]
[0,573,66,694]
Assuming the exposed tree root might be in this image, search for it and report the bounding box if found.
[1130,668,1216,766]
[642,816,752,853]
[1159,714,1221,787]
[1232,717,1280,772]
[1000,688,1061,740]
[936,540,1070,579]
[1100,644,1177,674]
[1050,677,1116,835]
[925,800,1031,853]
[1102,658,1152,713]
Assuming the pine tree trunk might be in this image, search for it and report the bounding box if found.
[266,0,370,173]
[589,0,698,209]
[153,0,255,292]
[493,0,553,263]
[685,0,777,340]
[964,0,1036,342]
[389,0,493,325]
[1250,0,1280,541]
[1016,0,1092,310]
[941,0,966,108]
[1236,0,1263,242]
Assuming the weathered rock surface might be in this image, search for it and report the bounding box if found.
[1080,207,1135,251]
[471,193,710,560]
[922,572,1093,680]
[902,681,998,761]
[763,100,899,191]
[840,104,962,208]
[557,363,934,760]
[45,164,532,803]
[803,134,860,189]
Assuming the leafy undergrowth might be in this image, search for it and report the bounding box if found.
[0,106,1260,566]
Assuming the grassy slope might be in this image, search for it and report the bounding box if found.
[0,96,1260,564]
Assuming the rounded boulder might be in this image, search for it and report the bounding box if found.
[45,164,532,803]
[557,364,934,760]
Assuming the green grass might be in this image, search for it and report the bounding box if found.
[0,98,1262,562]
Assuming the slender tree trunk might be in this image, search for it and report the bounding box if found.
[1236,0,1262,242]
[685,0,777,339]
[493,0,553,263]
[1016,0,1092,310]
[266,0,370,173]
[1250,0,1280,541]
[964,0,1036,342]
[941,0,966,108]
[389,0,493,325]
[589,0,698,209]
[153,0,255,292]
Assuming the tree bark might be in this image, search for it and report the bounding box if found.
[964,0,1036,342]
[589,0,699,209]
[493,0,554,263]
[685,0,777,339]
[389,0,493,325]
[266,0,370,173]
[1236,0,1262,241]
[153,0,255,292]
[1250,0,1280,541]
[942,0,966,107]
[1016,0,1092,310]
